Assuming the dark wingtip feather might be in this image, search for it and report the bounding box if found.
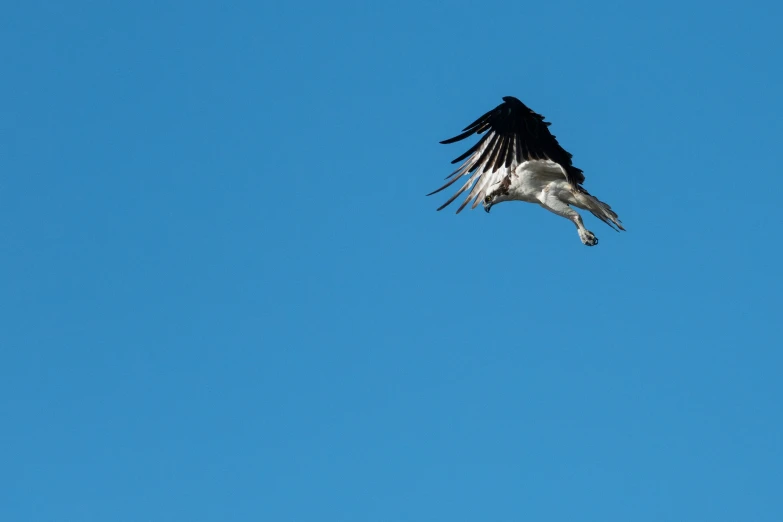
[426,173,465,197]
[440,128,475,144]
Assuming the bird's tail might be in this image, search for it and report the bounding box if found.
[575,188,625,232]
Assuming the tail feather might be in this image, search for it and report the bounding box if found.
[575,188,625,232]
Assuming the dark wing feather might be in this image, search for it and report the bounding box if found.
[430,96,586,212]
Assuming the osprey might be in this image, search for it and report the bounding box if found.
[429,96,624,246]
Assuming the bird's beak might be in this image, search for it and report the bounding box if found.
[484,203,492,214]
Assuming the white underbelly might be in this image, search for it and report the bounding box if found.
[507,161,573,203]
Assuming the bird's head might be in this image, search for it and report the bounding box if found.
[482,194,494,213]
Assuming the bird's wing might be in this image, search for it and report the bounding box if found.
[429,96,585,212]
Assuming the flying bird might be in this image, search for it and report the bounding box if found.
[429,96,624,246]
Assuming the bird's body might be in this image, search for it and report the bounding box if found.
[430,96,624,246]
[495,160,573,204]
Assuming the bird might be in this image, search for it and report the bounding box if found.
[429,96,624,246]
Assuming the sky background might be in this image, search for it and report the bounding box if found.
[1,1,782,521]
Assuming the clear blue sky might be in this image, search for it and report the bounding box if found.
[2,1,781,521]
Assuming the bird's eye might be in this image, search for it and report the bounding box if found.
[484,195,492,203]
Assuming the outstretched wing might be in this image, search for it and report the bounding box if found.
[429,96,585,212]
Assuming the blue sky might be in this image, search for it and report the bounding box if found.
[2,1,782,520]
